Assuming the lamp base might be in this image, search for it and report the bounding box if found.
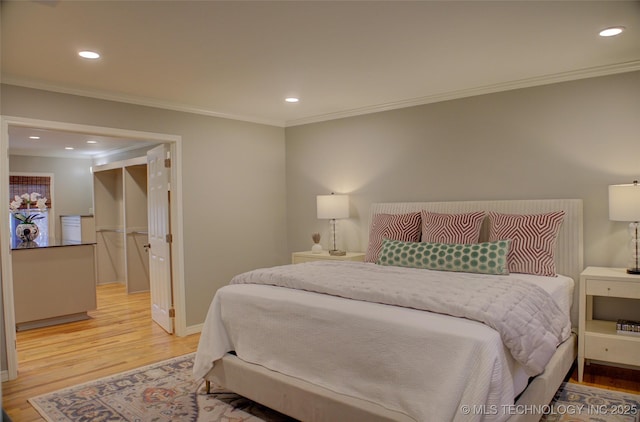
[627,268,640,275]
[329,249,346,256]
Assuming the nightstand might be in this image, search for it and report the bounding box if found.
[578,266,640,381]
[291,251,365,264]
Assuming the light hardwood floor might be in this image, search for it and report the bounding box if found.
[2,283,639,421]
[2,283,200,421]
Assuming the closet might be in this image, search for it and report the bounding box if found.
[93,156,150,293]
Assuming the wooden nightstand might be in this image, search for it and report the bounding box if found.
[291,251,365,264]
[578,266,640,381]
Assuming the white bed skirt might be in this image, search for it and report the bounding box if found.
[205,334,577,422]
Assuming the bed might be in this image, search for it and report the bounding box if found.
[194,199,583,422]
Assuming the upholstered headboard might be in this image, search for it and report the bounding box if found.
[369,199,584,325]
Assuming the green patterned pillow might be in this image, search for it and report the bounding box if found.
[377,238,511,275]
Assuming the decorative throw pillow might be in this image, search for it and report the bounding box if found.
[488,211,565,276]
[377,238,510,275]
[421,210,485,244]
[365,212,422,263]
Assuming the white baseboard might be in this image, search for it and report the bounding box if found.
[185,323,203,336]
[1,369,9,382]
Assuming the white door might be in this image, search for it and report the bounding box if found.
[147,144,173,333]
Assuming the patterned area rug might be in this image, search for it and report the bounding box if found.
[541,382,640,422]
[30,353,640,422]
[29,353,294,422]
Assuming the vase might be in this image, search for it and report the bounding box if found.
[16,223,40,242]
[311,243,323,254]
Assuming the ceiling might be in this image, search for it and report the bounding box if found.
[7,126,158,159]
[2,0,640,157]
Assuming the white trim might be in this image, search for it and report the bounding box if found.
[2,77,284,128]
[285,61,640,127]
[1,118,18,380]
[185,322,203,336]
[92,156,147,172]
[2,116,181,143]
[169,140,187,336]
[1,116,186,382]
[5,61,639,130]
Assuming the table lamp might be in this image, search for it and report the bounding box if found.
[609,180,640,274]
[317,193,349,256]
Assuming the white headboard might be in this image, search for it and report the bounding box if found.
[370,199,584,325]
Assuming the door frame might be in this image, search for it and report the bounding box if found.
[1,116,186,381]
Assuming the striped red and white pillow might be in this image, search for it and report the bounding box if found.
[365,212,422,263]
[488,211,565,276]
[421,210,485,244]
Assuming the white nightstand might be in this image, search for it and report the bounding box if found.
[578,266,640,381]
[291,251,365,264]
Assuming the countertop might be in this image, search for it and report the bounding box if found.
[11,237,97,250]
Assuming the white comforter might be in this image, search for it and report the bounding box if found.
[194,262,572,422]
[229,261,571,375]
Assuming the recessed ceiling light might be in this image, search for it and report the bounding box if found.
[79,50,100,59]
[65,147,74,150]
[86,140,98,144]
[599,27,625,37]
[29,136,40,140]
[285,97,299,103]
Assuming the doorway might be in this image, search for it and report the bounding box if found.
[1,116,186,381]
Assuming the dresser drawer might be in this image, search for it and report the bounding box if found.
[585,279,640,299]
[584,333,640,367]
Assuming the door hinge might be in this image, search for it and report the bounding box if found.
[164,158,171,168]
[169,308,176,318]
[166,233,173,243]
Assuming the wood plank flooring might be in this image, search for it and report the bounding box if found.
[2,283,200,421]
[2,283,639,421]
[571,363,640,395]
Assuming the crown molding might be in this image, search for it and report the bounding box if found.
[0,77,286,128]
[4,60,639,129]
[285,60,640,127]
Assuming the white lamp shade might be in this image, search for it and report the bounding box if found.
[317,194,349,219]
[609,182,640,222]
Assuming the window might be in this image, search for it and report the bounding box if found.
[9,174,53,244]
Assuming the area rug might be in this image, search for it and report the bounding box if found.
[541,382,640,422]
[29,353,640,422]
[29,353,294,422]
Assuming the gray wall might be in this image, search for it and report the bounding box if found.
[285,71,640,321]
[2,71,638,359]
[1,84,288,329]
[9,155,94,240]
[286,71,640,272]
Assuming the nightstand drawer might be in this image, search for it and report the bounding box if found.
[294,255,330,264]
[578,267,640,382]
[291,251,365,264]
[585,279,640,299]
[584,333,640,367]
